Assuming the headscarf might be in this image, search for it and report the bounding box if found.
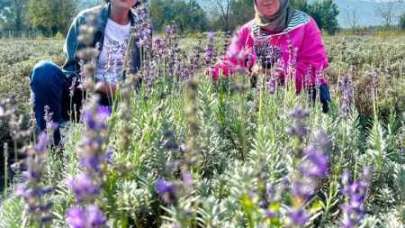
[254,0,291,33]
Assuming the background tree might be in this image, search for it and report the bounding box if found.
[308,0,339,35]
[345,7,359,30]
[56,0,78,34]
[208,0,232,31]
[150,0,208,32]
[207,0,254,31]
[375,0,403,27]
[228,0,254,30]
[27,0,77,35]
[400,12,405,29]
[0,0,27,31]
[290,0,309,11]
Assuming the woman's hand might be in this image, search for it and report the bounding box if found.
[250,64,260,76]
[250,63,284,77]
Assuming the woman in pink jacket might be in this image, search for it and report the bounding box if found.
[211,0,331,112]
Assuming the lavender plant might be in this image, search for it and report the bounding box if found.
[1,20,405,228]
[340,167,371,228]
[65,97,110,228]
[16,132,53,226]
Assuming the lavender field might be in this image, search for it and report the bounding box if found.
[0,25,404,228]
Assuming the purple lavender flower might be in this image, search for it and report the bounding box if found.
[340,168,371,228]
[67,174,100,203]
[181,171,193,188]
[66,205,106,228]
[21,159,41,182]
[79,153,105,172]
[15,184,30,197]
[338,75,354,118]
[34,132,49,154]
[207,31,215,40]
[264,210,276,218]
[82,106,110,131]
[66,207,86,228]
[205,48,213,61]
[266,78,277,94]
[154,38,163,47]
[205,32,215,65]
[265,183,274,199]
[299,146,329,178]
[254,39,281,70]
[66,99,109,227]
[288,208,309,226]
[289,106,310,120]
[304,66,318,92]
[291,176,317,199]
[155,178,176,203]
[44,105,58,134]
[287,123,309,140]
[289,130,330,224]
[155,178,175,194]
[153,38,166,57]
[259,200,268,209]
[287,106,310,139]
[310,129,331,153]
[292,144,329,200]
[87,205,107,227]
[165,24,177,39]
[188,45,202,76]
[15,133,53,225]
[258,183,275,209]
[133,5,153,49]
[78,101,110,174]
[105,147,114,164]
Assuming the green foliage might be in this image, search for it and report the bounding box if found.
[150,0,208,32]
[0,196,23,228]
[207,0,254,32]
[400,12,405,29]
[306,0,339,35]
[0,0,27,31]
[230,0,254,29]
[26,0,77,35]
[290,0,309,11]
[291,0,339,35]
[228,0,254,31]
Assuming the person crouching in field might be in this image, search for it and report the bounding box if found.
[210,0,331,112]
[30,0,144,145]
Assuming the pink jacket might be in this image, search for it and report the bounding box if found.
[211,10,329,93]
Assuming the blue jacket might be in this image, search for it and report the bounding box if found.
[62,3,141,79]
